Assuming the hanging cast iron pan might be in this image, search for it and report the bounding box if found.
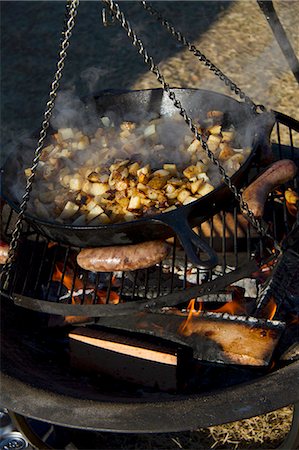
[1,88,275,270]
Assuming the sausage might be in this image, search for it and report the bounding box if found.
[77,240,171,272]
[0,241,9,265]
[242,159,297,218]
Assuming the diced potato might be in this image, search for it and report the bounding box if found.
[147,189,159,200]
[77,135,89,150]
[197,183,214,196]
[69,176,83,191]
[110,160,130,172]
[128,162,140,176]
[208,125,222,135]
[177,189,191,204]
[137,183,148,193]
[144,124,156,137]
[137,165,151,177]
[121,121,136,131]
[183,196,198,205]
[85,200,98,212]
[148,177,167,189]
[168,178,184,187]
[207,134,222,152]
[190,179,204,194]
[86,205,105,222]
[59,128,74,141]
[221,131,235,142]
[89,183,109,196]
[87,172,101,183]
[138,173,149,184]
[162,205,177,213]
[117,197,130,209]
[166,189,180,200]
[165,184,176,194]
[115,180,128,191]
[128,196,142,210]
[101,116,110,127]
[163,164,178,176]
[141,198,153,207]
[219,145,235,160]
[197,173,210,182]
[153,169,170,178]
[196,161,207,173]
[59,201,79,219]
[91,213,111,225]
[187,139,202,154]
[183,165,197,180]
[24,168,32,177]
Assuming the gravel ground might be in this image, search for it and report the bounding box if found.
[1,1,298,448]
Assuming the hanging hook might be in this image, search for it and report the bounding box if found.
[101,7,115,27]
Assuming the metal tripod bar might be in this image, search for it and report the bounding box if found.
[257,0,299,84]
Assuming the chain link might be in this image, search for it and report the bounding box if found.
[141,1,265,113]
[102,0,278,249]
[0,0,79,290]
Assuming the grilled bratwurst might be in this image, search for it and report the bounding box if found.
[77,240,171,272]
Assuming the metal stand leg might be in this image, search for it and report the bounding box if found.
[278,403,299,450]
[257,1,299,85]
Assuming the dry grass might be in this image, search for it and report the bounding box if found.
[85,406,294,449]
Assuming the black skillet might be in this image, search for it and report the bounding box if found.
[1,88,275,269]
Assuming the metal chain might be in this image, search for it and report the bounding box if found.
[0,0,80,289]
[141,1,266,113]
[102,0,278,249]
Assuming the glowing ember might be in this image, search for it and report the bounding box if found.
[52,263,119,305]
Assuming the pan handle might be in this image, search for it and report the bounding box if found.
[158,214,218,270]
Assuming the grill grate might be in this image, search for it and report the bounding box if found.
[1,111,298,313]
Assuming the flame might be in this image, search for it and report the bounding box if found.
[260,297,277,320]
[210,298,247,316]
[179,299,203,334]
[285,189,299,217]
[52,263,119,305]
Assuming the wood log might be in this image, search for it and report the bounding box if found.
[97,311,285,366]
[69,327,179,391]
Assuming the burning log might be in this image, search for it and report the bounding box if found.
[97,310,285,366]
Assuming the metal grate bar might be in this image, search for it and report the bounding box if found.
[233,207,238,268]
[222,212,227,274]
[57,247,70,299]
[276,122,282,159]
[105,272,113,304]
[45,245,59,301]
[69,261,78,305]
[21,234,40,294]
[170,236,177,293]
[157,261,162,297]
[33,240,49,292]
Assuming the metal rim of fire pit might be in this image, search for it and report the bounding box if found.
[1,359,298,432]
